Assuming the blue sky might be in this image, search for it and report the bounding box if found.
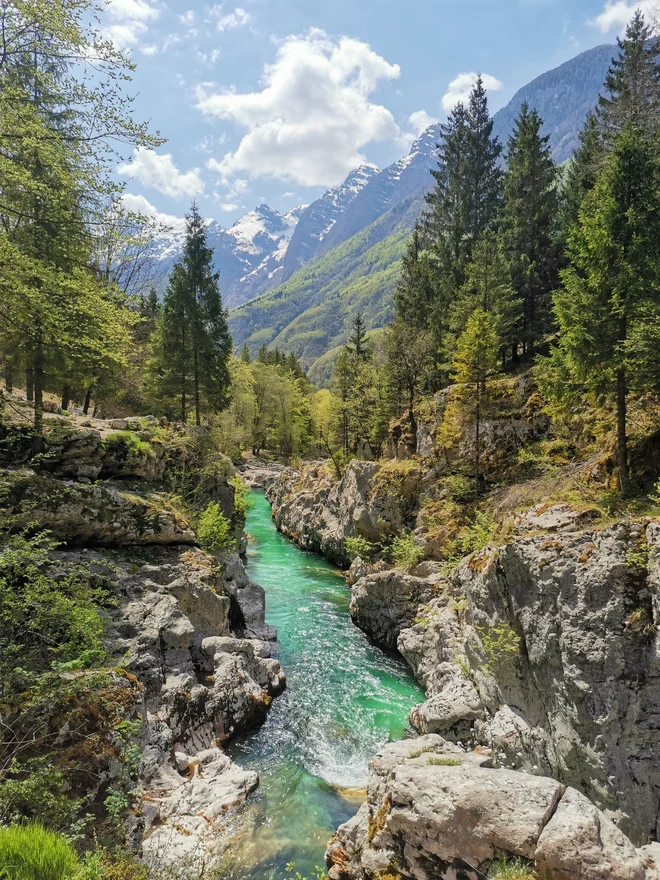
[109,0,651,228]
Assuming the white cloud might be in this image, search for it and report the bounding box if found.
[197,29,401,187]
[441,72,504,112]
[219,202,239,212]
[120,193,185,233]
[105,0,159,50]
[592,0,655,32]
[408,109,439,135]
[179,9,196,24]
[141,44,158,55]
[118,148,204,199]
[215,7,251,31]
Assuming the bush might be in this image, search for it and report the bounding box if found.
[0,824,82,880]
[229,474,252,522]
[345,536,376,561]
[0,532,109,698]
[103,432,154,461]
[197,502,233,556]
[390,531,424,570]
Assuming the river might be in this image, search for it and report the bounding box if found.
[223,491,424,878]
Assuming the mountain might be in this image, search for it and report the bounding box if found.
[228,42,615,378]
[280,164,380,281]
[491,43,615,163]
[150,163,379,309]
[151,204,304,309]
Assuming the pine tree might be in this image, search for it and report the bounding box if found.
[552,128,660,493]
[346,313,370,361]
[240,343,252,364]
[422,78,502,352]
[452,309,499,483]
[502,103,559,356]
[596,10,660,148]
[384,320,435,453]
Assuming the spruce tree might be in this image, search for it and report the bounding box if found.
[502,103,559,356]
[395,225,437,332]
[558,113,603,242]
[596,10,660,148]
[240,343,251,364]
[452,230,521,368]
[552,128,660,493]
[464,76,503,246]
[452,308,499,483]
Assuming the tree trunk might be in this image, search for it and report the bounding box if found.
[617,365,631,495]
[32,346,44,456]
[181,374,187,424]
[475,381,481,485]
[26,367,34,402]
[4,360,12,393]
[193,347,201,427]
[83,386,93,416]
[61,383,70,413]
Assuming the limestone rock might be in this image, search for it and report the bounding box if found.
[326,735,654,880]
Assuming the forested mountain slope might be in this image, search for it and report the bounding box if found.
[228,43,614,373]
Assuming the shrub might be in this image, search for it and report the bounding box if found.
[229,474,252,522]
[477,622,520,676]
[390,531,424,570]
[345,536,376,561]
[0,532,109,698]
[197,502,233,556]
[0,824,82,880]
[103,432,154,461]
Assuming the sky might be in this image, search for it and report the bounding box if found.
[108,0,655,229]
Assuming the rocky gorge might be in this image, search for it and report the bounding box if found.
[262,388,660,879]
[0,404,286,875]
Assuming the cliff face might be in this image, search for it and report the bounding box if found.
[0,411,285,873]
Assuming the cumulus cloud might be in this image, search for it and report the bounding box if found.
[215,7,251,31]
[593,0,656,32]
[196,29,401,188]
[219,202,239,212]
[120,193,185,233]
[441,72,504,112]
[118,148,204,199]
[105,0,159,50]
[408,110,439,135]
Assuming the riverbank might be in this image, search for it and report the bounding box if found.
[220,492,423,877]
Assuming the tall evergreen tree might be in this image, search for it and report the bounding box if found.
[502,103,559,355]
[551,128,660,493]
[156,204,232,424]
[558,113,603,242]
[596,10,660,148]
[395,225,437,331]
[464,76,504,246]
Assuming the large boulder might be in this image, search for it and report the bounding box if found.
[356,519,660,845]
[326,735,656,880]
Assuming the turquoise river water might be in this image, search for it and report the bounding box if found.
[224,492,424,878]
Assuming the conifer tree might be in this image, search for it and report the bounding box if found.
[596,10,660,147]
[552,128,660,493]
[452,309,499,483]
[240,343,252,364]
[451,230,520,368]
[156,204,232,424]
[558,113,603,243]
[395,225,437,331]
[502,103,559,356]
[464,76,504,246]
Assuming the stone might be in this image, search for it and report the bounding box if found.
[326,735,655,880]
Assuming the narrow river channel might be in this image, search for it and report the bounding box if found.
[224,491,424,878]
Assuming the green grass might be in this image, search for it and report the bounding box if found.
[0,824,82,880]
[103,431,155,460]
[488,856,536,879]
[427,756,462,766]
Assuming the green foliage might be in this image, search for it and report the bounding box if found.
[390,532,424,570]
[0,759,81,831]
[0,532,109,697]
[197,503,233,555]
[477,622,521,676]
[345,536,377,561]
[285,864,327,880]
[230,474,252,522]
[103,432,155,461]
[427,756,462,766]
[0,824,83,880]
[487,856,536,879]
